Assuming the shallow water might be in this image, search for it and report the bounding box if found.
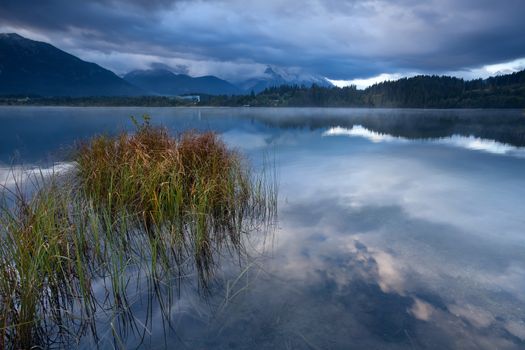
[1,107,525,349]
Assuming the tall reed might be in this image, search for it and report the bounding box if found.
[0,117,277,348]
[0,174,97,348]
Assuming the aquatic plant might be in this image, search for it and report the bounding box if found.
[0,175,98,348]
[0,117,277,348]
[75,117,274,279]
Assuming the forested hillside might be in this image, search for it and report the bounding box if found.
[202,70,525,108]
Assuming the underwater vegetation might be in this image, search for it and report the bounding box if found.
[0,116,277,349]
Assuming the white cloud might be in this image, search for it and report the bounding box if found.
[447,57,525,81]
[328,56,525,89]
[328,73,411,89]
[66,49,266,79]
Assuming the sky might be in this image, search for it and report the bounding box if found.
[1,0,525,88]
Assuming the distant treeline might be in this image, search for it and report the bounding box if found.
[0,96,192,107]
[2,70,525,108]
[204,69,525,108]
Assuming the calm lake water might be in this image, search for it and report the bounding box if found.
[1,107,525,349]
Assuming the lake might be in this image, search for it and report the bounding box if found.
[1,107,525,349]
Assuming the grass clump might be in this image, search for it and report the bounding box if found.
[0,116,277,348]
[75,118,262,275]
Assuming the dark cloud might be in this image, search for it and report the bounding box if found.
[149,62,189,74]
[0,0,524,80]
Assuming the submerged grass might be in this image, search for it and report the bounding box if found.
[0,117,277,348]
[0,175,95,348]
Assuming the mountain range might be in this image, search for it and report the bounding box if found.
[123,69,243,96]
[0,33,332,97]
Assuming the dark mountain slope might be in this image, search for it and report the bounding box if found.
[123,69,243,95]
[0,33,141,97]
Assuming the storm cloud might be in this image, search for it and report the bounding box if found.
[1,0,524,82]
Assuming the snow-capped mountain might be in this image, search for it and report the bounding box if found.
[239,66,333,93]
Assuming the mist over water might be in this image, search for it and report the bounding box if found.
[1,107,525,349]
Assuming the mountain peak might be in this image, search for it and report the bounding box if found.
[264,66,274,73]
[0,33,34,46]
[0,33,24,39]
[125,68,178,79]
[264,66,277,75]
[239,65,333,93]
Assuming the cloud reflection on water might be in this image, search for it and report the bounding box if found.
[0,162,74,189]
[323,125,525,157]
[262,195,525,349]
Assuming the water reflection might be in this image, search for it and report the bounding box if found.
[323,125,525,157]
[0,162,73,188]
[1,107,524,349]
[190,195,524,348]
[2,107,525,164]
